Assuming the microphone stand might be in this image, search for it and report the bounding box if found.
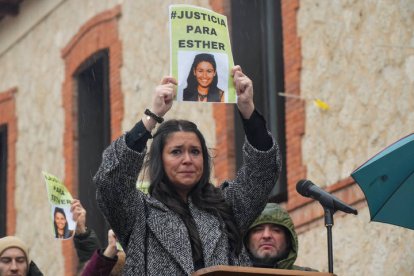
[324,207,335,274]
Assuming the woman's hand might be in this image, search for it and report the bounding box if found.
[103,229,119,259]
[143,76,177,131]
[232,65,255,119]
[152,76,177,117]
[71,199,87,235]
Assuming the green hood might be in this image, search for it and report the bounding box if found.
[245,203,298,269]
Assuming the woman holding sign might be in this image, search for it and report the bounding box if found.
[183,53,225,102]
[94,65,281,275]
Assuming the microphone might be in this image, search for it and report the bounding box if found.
[296,179,358,215]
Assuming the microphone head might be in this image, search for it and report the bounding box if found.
[296,179,313,197]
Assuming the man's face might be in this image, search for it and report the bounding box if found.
[0,247,28,276]
[248,223,289,263]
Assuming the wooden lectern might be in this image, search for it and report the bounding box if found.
[192,265,335,276]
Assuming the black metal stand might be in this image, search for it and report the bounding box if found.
[324,207,335,274]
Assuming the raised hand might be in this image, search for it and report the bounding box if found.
[143,76,177,131]
[151,76,177,117]
[103,229,119,259]
[71,199,87,234]
[232,65,255,119]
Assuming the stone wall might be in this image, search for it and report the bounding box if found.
[298,0,414,186]
[295,1,414,275]
[297,206,414,275]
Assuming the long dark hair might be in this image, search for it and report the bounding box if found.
[183,53,221,101]
[53,207,70,238]
[146,120,242,261]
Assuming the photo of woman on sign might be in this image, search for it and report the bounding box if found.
[53,206,74,239]
[183,53,224,102]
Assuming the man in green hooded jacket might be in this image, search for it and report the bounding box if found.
[245,203,317,271]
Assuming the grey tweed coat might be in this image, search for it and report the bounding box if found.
[94,134,281,275]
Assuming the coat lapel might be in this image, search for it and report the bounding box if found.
[189,201,222,265]
[146,199,194,274]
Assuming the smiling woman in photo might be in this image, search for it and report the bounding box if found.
[183,53,224,102]
[53,207,73,239]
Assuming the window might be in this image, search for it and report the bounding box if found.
[75,50,111,243]
[0,124,7,237]
[231,0,287,201]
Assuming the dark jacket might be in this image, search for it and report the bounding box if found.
[73,229,101,272]
[94,135,281,275]
[28,261,44,276]
[246,203,317,271]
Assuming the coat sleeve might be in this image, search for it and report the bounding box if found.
[73,229,101,265]
[80,249,117,276]
[93,134,147,250]
[221,135,282,233]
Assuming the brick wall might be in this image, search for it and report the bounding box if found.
[60,5,123,275]
[281,0,307,202]
[210,0,236,183]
